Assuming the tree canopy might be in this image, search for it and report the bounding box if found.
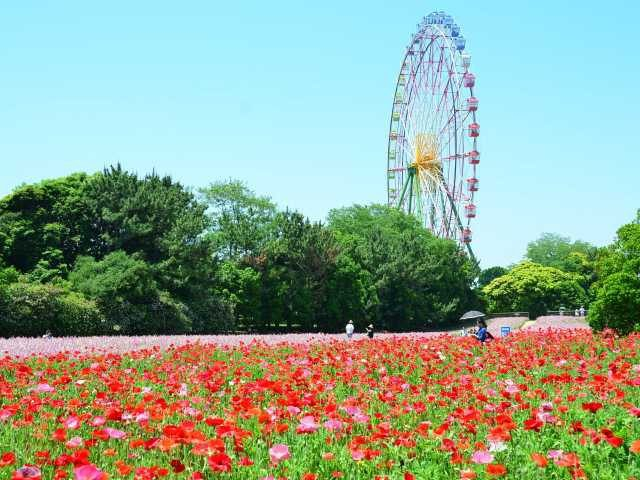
[328,204,479,331]
[199,180,277,260]
[15,167,634,337]
[483,261,587,319]
[525,233,597,288]
[588,211,640,333]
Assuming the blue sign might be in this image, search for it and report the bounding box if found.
[500,326,511,337]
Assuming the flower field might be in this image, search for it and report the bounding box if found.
[1,328,639,479]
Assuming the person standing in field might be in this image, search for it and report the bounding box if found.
[345,320,354,339]
[579,306,585,317]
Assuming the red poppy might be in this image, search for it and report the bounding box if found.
[486,463,507,476]
[530,452,548,468]
[170,460,185,473]
[207,453,232,473]
[581,402,603,414]
[605,435,624,448]
[0,453,16,467]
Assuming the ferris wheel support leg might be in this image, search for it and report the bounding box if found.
[396,167,416,211]
[408,174,415,214]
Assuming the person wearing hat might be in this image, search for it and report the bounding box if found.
[345,320,354,339]
[365,324,374,339]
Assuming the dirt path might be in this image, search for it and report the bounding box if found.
[523,315,590,330]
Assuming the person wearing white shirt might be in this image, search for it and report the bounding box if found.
[345,320,354,339]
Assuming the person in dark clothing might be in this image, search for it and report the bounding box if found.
[469,319,494,343]
[366,324,374,339]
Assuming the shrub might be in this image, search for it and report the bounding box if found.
[56,291,105,336]
[0,282,103,337]
[0,266,19,287]
[0,282,60,337]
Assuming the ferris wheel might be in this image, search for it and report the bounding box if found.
[387,11,479,260]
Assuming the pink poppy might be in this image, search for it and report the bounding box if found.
[268,444,290,464]
[104,428,127,439]
[296,416,319,434]
[471,450,494,464]
[74,464,105,480]
[32,384,54,394]
[323,419,343,431]
[64,416,80,430]
[12,465,41,479]
[65,437,83,448]
[351,450,365,461]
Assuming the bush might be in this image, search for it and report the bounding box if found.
[0,282,103,337]
[69,251,198,335]
[589,272,640,334]
[56,291,105,336]
[0,266,19,287]
[0,282,58,337]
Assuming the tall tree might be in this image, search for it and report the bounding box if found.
[258,211,337,332]
[589,210,640,333]
[526,233,596,274]
[0,173,91,279]
[478,266,507,288]
[0,165,232,333]
[199,180,277,259]
[328,204,478,330]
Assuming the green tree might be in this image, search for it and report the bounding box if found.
[478,266,507,288]
[328,204,478,330]
[594,211,640,282]
[199,180,277,259]
[214,261,261,330]
[526,233,597,288]
[588,272,640,334]
[0,166,235,336]
[257,211,346,332]
[483,261,587,319]
[81,165,210,263]
[589,211,640,333]
[320,253,368,332]
[0,173,90,278]
[69,251,191,334]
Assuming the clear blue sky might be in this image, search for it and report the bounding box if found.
[1,1,639,267]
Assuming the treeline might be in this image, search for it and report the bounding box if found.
[480,216,640,334]
[0,166,479,337]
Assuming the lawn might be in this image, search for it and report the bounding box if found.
[0,327,638,479]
